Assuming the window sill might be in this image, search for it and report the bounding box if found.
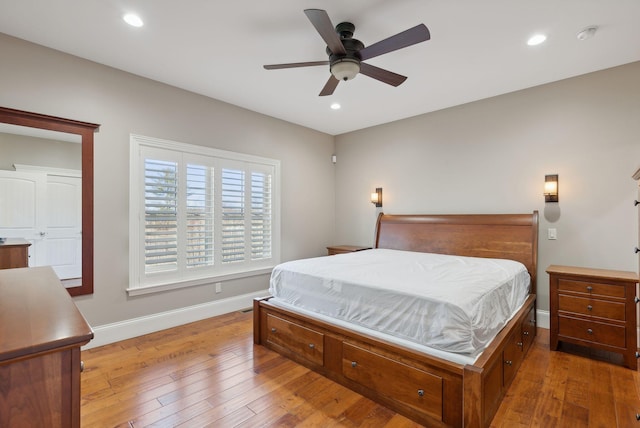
[126,267,273,296]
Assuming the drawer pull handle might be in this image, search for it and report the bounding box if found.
[517,341,523,348]
[505,360,513,366]
[587,328,593,335]
[587,305,593,311]
[635,200,640,207]
[271,327,277,333]
[418,389,425,397]
[636,413,640,421]
[635,247,640,254]
[80,360,85,373]
[529,319,536,325]
[308,343,315,349]
[351,361,357,368]
[586,286,593,292]
[635,297,640,304]
[636,352,640,359]
[523,331,529,336]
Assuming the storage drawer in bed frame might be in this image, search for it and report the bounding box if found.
[255,295,537,428]
[266,314,324,366]
[342,341,444,421]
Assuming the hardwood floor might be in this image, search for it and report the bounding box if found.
[81,310,640,427]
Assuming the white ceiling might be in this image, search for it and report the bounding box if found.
[0,0,639,136]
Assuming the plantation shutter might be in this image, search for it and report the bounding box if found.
[221,168,245,263]
[251,171,272,260]
[186,163,214,268]
[144,158,178,273]
[131,134,280,292]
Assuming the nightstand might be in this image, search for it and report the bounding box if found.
[547,264,639,369]
[326,245,371,256]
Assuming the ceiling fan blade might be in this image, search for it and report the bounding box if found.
[359,24,430,61]
[360,63,407,87]
[319,75,339,96]
[264,61,329,70]
[304,9,346,55]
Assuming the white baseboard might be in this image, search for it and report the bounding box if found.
[84,290,268,349]
[84,292,552,350]
[537,309,550,330]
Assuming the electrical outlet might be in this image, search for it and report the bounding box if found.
[548,228,557,240]
[215,282,222,293]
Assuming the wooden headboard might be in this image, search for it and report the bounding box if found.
[374,211,539,293]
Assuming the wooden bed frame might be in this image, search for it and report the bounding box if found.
[254,211,539,427]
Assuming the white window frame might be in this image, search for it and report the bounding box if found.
[128,134,281,296]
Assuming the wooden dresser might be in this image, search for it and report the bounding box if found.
[548,264,638,369]
[0,238,31,269]
[0,266,93,427]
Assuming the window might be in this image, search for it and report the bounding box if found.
[129,135,280,294]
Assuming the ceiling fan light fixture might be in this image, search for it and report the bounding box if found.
[331,58,360,81]
[263,9,429,96]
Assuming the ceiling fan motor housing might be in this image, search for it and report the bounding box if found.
[327,22,363,81]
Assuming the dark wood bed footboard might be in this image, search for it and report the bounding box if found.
[254,294,537,427]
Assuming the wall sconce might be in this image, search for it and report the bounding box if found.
[370,187,382,207]
[544,174,559,203]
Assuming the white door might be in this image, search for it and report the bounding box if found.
[41,175,82,279]
[0,170,45,264]
[0,170,82,280]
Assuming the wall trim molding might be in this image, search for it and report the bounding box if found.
[537,309,550,330]
[84,289,268,349]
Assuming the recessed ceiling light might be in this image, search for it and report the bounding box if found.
[330,103,341,110]
[123,13,144,27]
[527,34,547,46]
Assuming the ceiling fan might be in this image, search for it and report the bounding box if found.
[263,9,430,96]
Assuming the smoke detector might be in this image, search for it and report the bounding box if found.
[577,26,598,41]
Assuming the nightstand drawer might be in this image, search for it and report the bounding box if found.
[558,294,625,321]
[558,315,626,348]
[557,278,625,298]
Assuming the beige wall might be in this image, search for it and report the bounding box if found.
[0,34,336,326]
[2,30,638,327]
[0,133,81,171]
[335,62,640,312]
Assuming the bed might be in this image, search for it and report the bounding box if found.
[253,212,539,427]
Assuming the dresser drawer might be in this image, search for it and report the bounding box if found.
[558,294,625,321]
[342,342,443,420]
[557,278,625,298]
[558,315,626,348]
[266,314,324,366]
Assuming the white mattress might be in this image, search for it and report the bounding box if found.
[269,248,530,358]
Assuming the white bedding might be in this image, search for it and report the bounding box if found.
[269,248,530,358]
